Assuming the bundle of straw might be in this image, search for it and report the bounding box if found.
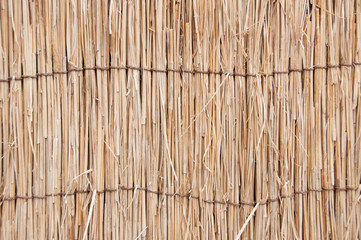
[0,0,360,239]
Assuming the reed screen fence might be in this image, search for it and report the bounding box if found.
[0,0,361,239]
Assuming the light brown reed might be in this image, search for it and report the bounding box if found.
[0,0,361,239]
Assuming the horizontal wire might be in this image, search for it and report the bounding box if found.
[1,185,359,207]
[0,62,360,82]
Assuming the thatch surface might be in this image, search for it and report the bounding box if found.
[0,0,361,239]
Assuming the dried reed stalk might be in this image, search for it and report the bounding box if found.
[0,0,360,239]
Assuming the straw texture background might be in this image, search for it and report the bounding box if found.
[1,0,361,239]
